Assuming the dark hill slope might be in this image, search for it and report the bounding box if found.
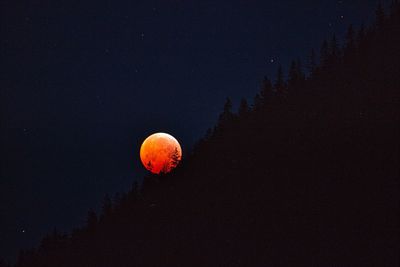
[16,4,399,267]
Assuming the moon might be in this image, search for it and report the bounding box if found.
[140,132,182,174]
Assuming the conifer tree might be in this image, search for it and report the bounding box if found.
[129,181,140,202]
[376,2,385,29]
[218,97,235,129]
[146,161,153,172]
[204,127,213,140]
[86,209,97,233]
[170,147,181,169]
[320,39,329,67]
[253,93,263,111]
[389,0,400,19]
[160,161,170,174]
[357,24,366,45]
[101,194,112,220]
[288,60,299,89]
[260,76,273,104]
[346,25,355,50]
[274,65,286,97]
[329,35,340,65]
[238,98,250,117]
[296,59,305,81]
[308,48,317,75]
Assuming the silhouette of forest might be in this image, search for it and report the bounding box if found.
[5,3,399,267]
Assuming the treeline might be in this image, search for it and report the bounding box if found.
[10,2,400,267]
[197,1,398,142]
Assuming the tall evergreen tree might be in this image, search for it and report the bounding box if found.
[40,228,66,250]
[274,65,286,97]
[145,161,153,173]
[86,209,97,233]
[129,181,140,202]
[289,60,305,95]
[320,39,329,68]
[170,147,181,169]
[357,24,366,45]
[204,127,214,140]
[223,97,232,112]
[288,60,299,90]
[238,98,250,117]
[113,192,128,212]
[376,2,386,29]
[329,34,340,64]
[296,59,305,81]
[260,76,273,105]
[346,25,355,50]
[308,48,317,75]
[344,24,356,59]
[218,98,235,129]
[101,194,112,220]
[389,0,400,19]
[160,161,170,174]
[253,93,263,111]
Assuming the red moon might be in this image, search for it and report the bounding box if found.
[140,132,182,174]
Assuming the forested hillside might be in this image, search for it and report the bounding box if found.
[10,3,400,267]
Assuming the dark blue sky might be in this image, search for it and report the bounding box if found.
[0,0,386,262]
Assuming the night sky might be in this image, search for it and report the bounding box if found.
[0,0,387,262]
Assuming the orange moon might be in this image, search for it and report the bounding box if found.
[140,132,182,174]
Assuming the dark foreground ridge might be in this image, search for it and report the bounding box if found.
[7,3,399,267]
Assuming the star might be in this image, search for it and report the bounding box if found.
[96,95,103,105]
[23,128,30,135]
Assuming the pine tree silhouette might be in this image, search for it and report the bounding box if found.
[376,2,386,28]
[252,93,263,111]
[260,76,273,105]
[274,65,286,101]
[100,194,112,220]
[238,98,250,118]
[308,48,317,75]
[146,160,153,172]
[320,39,329,68]
[86,209,97,233]
[170,147,181,169]
[357,23,366,45]
[288,60,299,90]
[160,161,170,174]
[217,97,235,131]
[329,34,340,65]
[345,25,355,51]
